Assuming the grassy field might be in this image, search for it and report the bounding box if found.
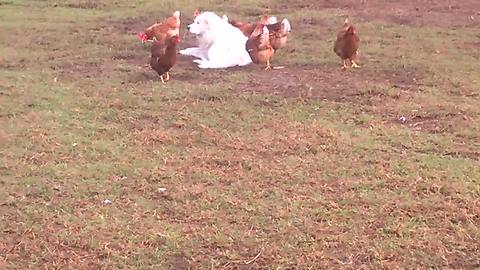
[1,0,479,269]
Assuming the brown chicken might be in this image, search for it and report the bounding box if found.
[333,19,360,70]
[229,15,273,36]
[246,24,275,70]
[229,19,257,37]
[138,11,180,44]
[150,36,181,83]
[266,18,291,51]
[230,16,291,51]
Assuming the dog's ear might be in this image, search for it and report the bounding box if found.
[193,9,201,18]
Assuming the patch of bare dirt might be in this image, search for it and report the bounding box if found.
[108,16,155,36]
[397,112,474,134]
[235,66,480,138]
[275,0,480,27]
[235,66,421,102]
[386,109,480,150]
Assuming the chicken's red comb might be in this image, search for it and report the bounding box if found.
[347,26,357,34]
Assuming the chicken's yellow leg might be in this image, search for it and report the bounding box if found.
[265,59,272,70]
[351,59,360,68]
[341,60,348,70]
[165,72,170,81]
[160,74,165,84]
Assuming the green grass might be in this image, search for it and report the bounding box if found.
[1,0,479,269]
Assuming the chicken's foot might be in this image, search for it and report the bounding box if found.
[351,59,360,68]
[165,72,170,81]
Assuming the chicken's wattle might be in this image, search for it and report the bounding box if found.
[137,32,148,43]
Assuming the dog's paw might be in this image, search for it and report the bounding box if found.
[194,60,208,68]
[180,48,199,56]
[179,49,190,55]
[193,59,213,69]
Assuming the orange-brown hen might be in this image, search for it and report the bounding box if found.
[229,14,272,37]
[150,36,181,83]
[230,15,291,52]
[138,11,180,44]
[229,20,257,37]
[333,19,360,70]
[265,18,291,51]
[246,24,275,70]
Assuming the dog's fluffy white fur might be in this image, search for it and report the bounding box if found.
[179,11,252,69]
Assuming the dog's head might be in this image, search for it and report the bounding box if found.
[187,11,221,35]
[187,12,209,35]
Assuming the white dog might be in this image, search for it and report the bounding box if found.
[179,11,252,69]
